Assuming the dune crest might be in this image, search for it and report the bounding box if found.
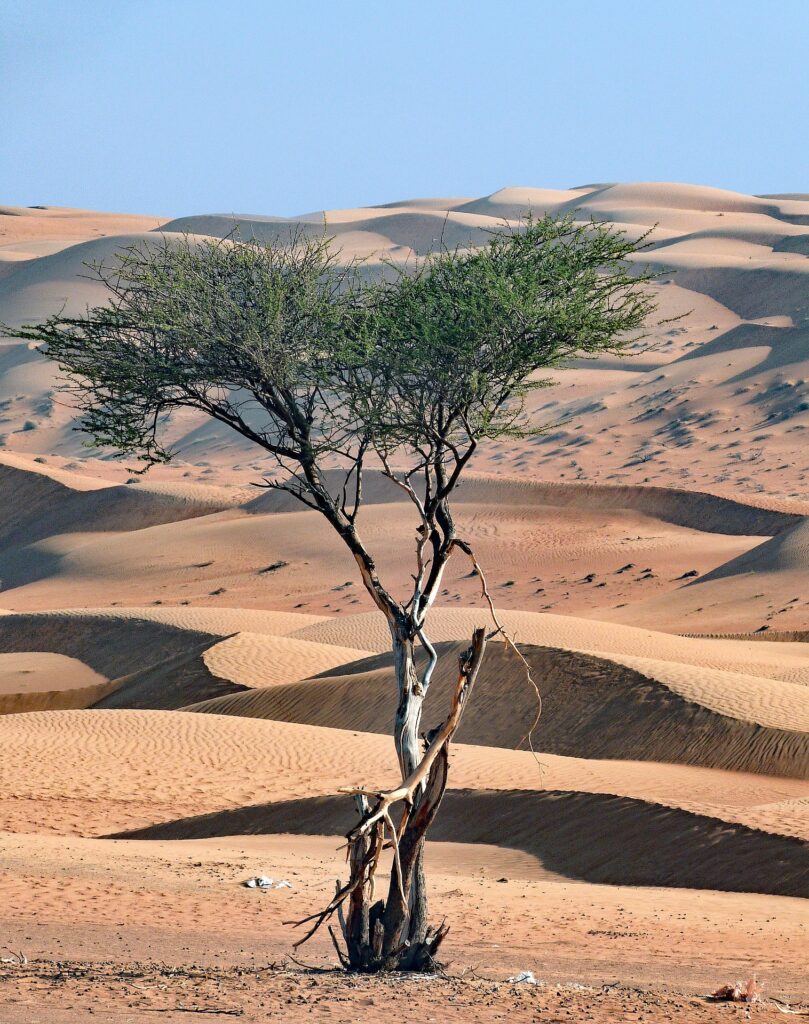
[2,182,809,508]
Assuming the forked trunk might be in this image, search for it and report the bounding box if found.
[328,628,487,973]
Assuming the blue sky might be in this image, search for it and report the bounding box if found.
[2,0,807,217]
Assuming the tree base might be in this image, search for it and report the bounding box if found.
[291,632,488,974]
[339,916,449,973]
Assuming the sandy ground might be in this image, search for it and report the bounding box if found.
[2,966,799,1024]
[0,833,806,1021]
[0,185,808,1021]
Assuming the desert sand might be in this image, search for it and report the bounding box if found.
[0,186,808,1019]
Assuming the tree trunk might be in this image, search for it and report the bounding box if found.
[389,631,428,953]
[313,628,487,973]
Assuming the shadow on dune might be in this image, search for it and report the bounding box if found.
[0,542,64,591]
[110,788,809,898]
[185,642,809,780]
[244,468,800,536]
[0,617,246,713]
[94,635,248,711]
[0,461,241,557]
[0,613,217,677]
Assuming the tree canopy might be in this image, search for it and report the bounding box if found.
[5,215,657,516]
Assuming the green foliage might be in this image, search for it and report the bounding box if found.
[2,215,657,478]
[359,215,657,452]
[4,230,368,466]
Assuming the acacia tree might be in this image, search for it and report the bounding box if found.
[4,216,657,971]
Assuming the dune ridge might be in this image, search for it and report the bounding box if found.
[291,607,809,675]
[0,651,111,714]
[2,182,809,508]
[1,706,805,841]
[0,608,331,711]
[0,612,224,678]
[0,455,250,551]
[601,516,809,632]
[186,640,809,779]
[245,468,804,535]
[201,631,376,688]
[112,788,809,898]
[94,636,248,711]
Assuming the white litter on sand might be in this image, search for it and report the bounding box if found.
[243,876,273,889]
[508,971,539,985]
[243,876,294,890]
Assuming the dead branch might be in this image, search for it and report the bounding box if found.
[339,628,487,839]
[142,1008,244,1017]
[453,537,543,757]
[287,628,487,967]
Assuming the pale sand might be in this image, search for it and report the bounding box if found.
[292,607,809,677]
[0,708,805,843]
[2,184,809,1012]
[202,631,375,687]
[0,651,104,695]
[4,605,326,636]
[0,465,773,622]
[187,638,809,780]
[3,182,809,510]
[590,652,809,729]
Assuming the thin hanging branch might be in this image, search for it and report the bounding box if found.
[453,538,543,756]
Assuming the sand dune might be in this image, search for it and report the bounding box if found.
[0,205,166,255]
[0,650,103,694]
[2,183,809,996]
[0,611,215,677]
[160,208,503,258]
[2,182,809,508]
[95,635,247,711]
[0,231,195,328]
[201,631,375,688]
[246,468,803,534]
[22,604,324,635]
[1,706,805,844]
[0,607,324,679]
[0,650,109,714]
[565,181,809,219]
[698,516,809,580]
[0,203,165,234]
[594,652,809,727]
[292,607,809,674]
[600,517,809,632]
[117,788,808,898]
[187,639,809,779]
[0,453,250,550]
[0,483,768,623]
[0,450,111,490]
[0,611,342,713]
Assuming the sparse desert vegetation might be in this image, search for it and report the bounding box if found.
[0,180,807,1019]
